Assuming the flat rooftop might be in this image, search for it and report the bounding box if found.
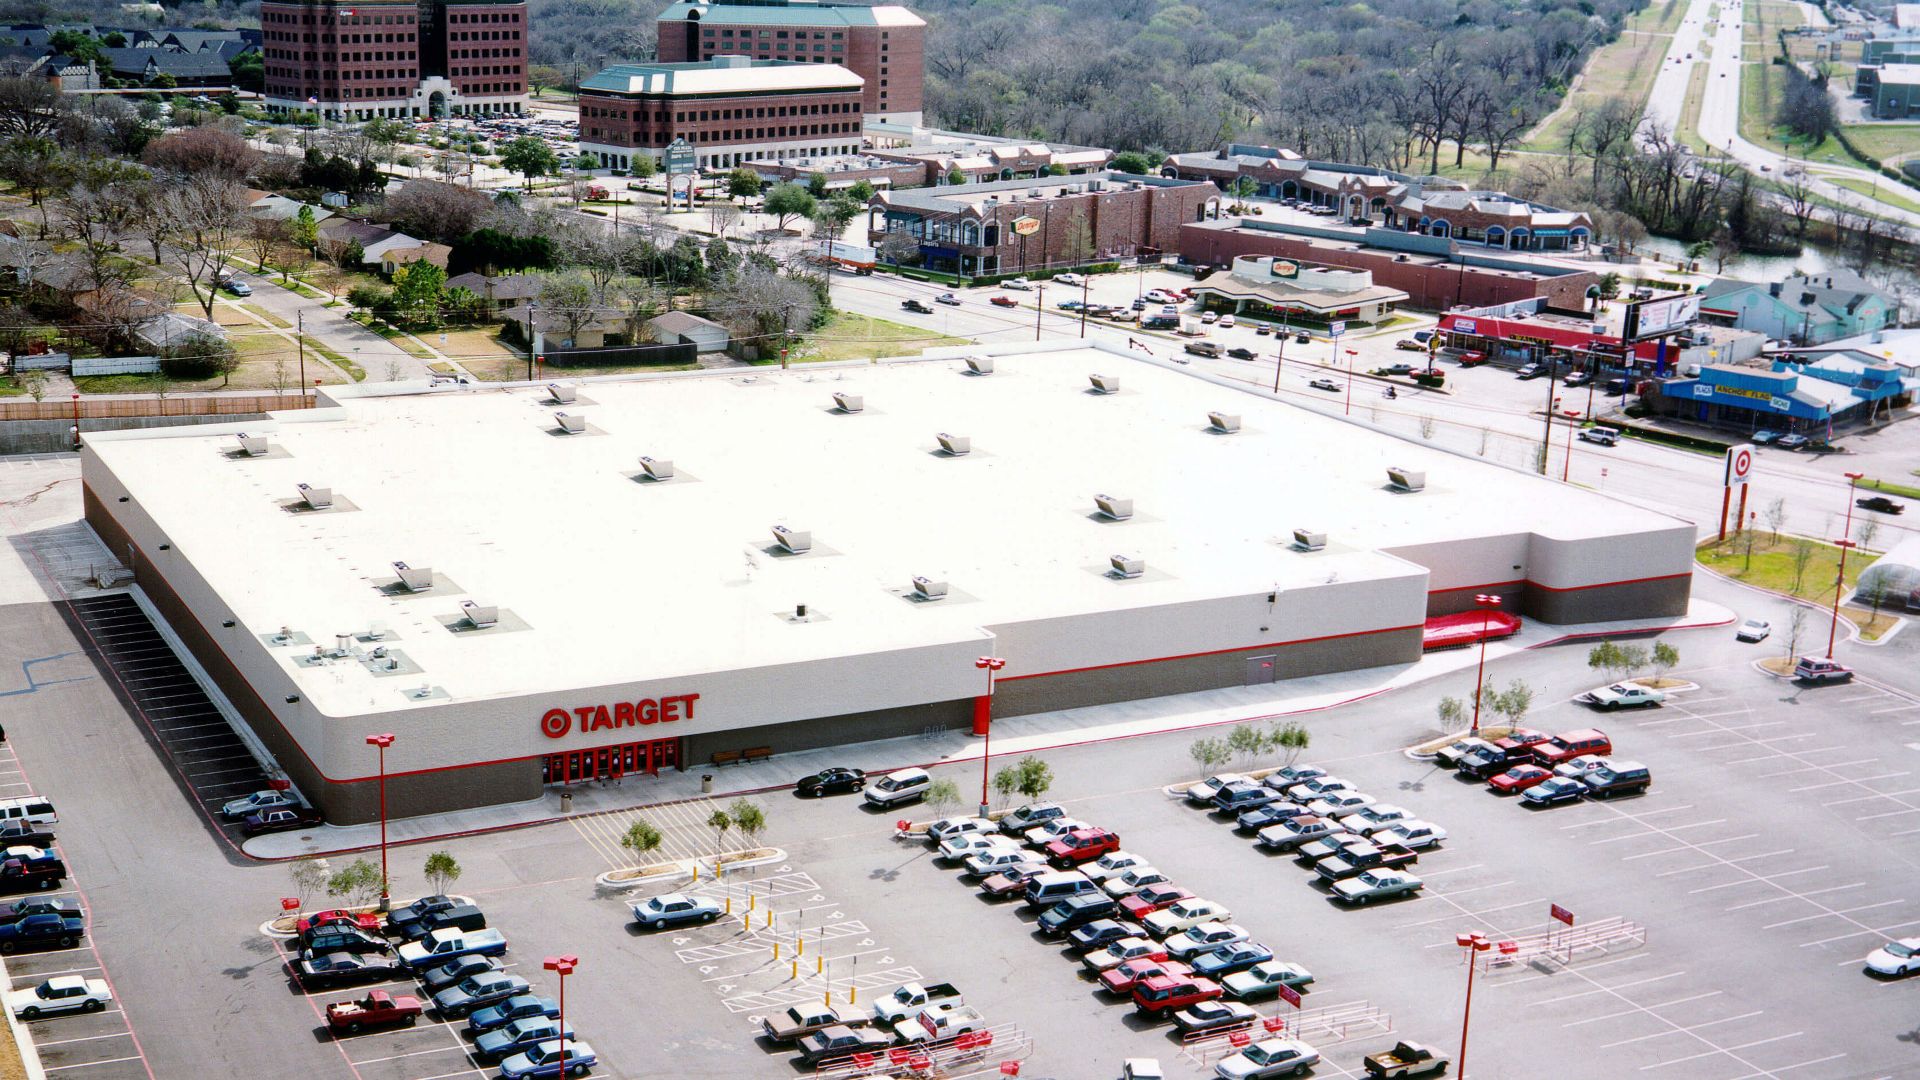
[89,349,1685,716]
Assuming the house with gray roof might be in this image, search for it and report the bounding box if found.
[1698,270,1899,345]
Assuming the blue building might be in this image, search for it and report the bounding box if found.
[1697,270,1897,345]
[1649,355,1916,439]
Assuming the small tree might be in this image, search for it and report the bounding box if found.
[1650,641,1680,681]
[1764,497,1786,543]
[728,798,767,848]
[764,183,817,230]
[1857,517,1881,554]
[1783,604,1810,659]
[1618,643,1650,680]
[1269,722,1311,765]
[1741,519,1760,571]
[706,808,733,855]
[991,765,1021,807]
[1790,538,1816,593]
[1492,680,1535,729]
[925,778,962,814]
[500,136,559,190]
[1189,736,1230,773]
[19,368,47,402]
[945,168,965,186]
[1436,695,1465,733]
[1226,723,1264,767]
[422,851,461,894]
[726,167,763,199]
[325,857,384,908]
[806,171,829,198]
[1587,641,1626,680]
[288,856,328,902]
[1014,756,1053,800]
[619,818,663,862]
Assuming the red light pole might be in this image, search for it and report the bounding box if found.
[544,954,577,1061]
[365,733,395,910]
[1343,348,1358,416]
[1561,409,1581,482]
[1456,931,1492,1078]
[1469,594,1501,736]
[1827,538,1858,658]
[1840,471,1865,544]
[975,656,1006,818]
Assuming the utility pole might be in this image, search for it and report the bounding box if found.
[297,311,307,398]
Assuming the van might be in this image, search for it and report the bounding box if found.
[1022,870,1099,909]
[1185,341,1224,359]
[1037,893,1118,936]
[862,768,931,808]
[0,798,56,827]
[1581,761,1652,798]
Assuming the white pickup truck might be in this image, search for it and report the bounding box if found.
[892,1004,987,1043]
[871,981,963,1024]
[396,928,508,969]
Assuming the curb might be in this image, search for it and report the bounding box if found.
[0,953,46,1080]
[595,847,787,892]
[260,895,479,940]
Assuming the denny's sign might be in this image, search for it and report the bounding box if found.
[541,694,700,738]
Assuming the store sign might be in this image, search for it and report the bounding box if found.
[541,694,701,738]
[1454,318,1477,335]
[1011,216,1041,237]
[1719,385,1776,402]
[1769,395,1791,411]
[1724,443,1754,488]
[1269,260,1300,279]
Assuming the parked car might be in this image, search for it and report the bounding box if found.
[1578,428,1619,446]
[1257,815,1338,851]
[1330,869,1424,905]
[1001,277,1034,290]
[1532,729,1614,765]
[1553,754,1612,780]
[871,981,963,1023]
[1735,619,1771,642]
[1221,959,1314,1001]
[1212,783,1279,814]
[1236,802,1310,833]
[299,927,391,961]
[939,832,1016,864]
[1262,765,1326,791]
[1120,883,1195,921]
[326,989,422,1033]
[1047,828,1122,867]
[1055,273,1085,286]
[1343,804,1412,830]
[0,823,55,849]
[1775,433,1811,450]
[796,1026,892,1066]
[1082,850,1149,883]
[8,975,110,1019]
[222,278,252,296]
[496,1039,596,1079]
[243,806,324,835]
[1144,898,1232,938]
[221,790,300,820]
[629,893,722,930]
[1305,791,1375,818]
[1395,339,1426,352]
[1037,893,1120,936]
[1283,776,1353,803]
[475,1017,576,1061]
[1083,936,1169,973]
[0,899,79,925]
[1131,973,1223,1017]
[795,767,865,797]
[964,846,1038,879]
[1295,332,1312,344]
[1215,1038,1321,1079]
[432,971,530,1018]
[422,955,501,994]
[0,913,82,953]
[1022,817,1092,848]
[901,299,933,314]
[759,1004,869,1044]
[1200,311,1219,324]
[299,909,382,940]
[1856,496,1904,515]
[1191,942,1274,980]
[1100,958,1189,995]
[1164,922,1250,960]
[1582,761,1652,798]
[398,928,508,969]
[978,863,1052,899]
[1103,866,1171,897]
[999,803,1066,835]
[1308,378,1342,392]
[925,816,992,844]
[298,951,404,986]
[1315,841,1418,881]
[1433,738,1491,769]
[1794,657,1854,684]
[1488,765,1553,794]
[1515,363,1543,379]
[1363,1040,1450,1077]
[1564,371,1592,388]
[1172,999,1257,1037]
[1750,430,1783,445]
[1581,683,1664,710]
[1186,775,1250,805]
[1295,831,1364,864]
[468,994,561,1035]
[1520,777,1588,807]
[1863,937,1920,978]
[1068,918,1148,953]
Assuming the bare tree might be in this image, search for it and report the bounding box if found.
[1763,497,1786,543]
[1789,537,1816,593]
[142,126,259,183]
[164,177,251,321]
[707,200,741,239]
[1777,166,1816,240]
[713,265,817,354]
[244,217,290,279]
[55,176,146,293]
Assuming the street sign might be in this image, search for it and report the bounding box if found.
[1329,320,1346,337]
[1551,903,1575,926]
[1277,982,1302,1007]
[1724,443,1754,488]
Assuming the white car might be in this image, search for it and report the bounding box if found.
[1145,898,1232,938]
[1215,1037,1320,1079]
[1200,311,1219,324]
[1283,776,1353,803]
[1306,792,1375,818]
[1001,277,1034,291]
[1218,314,1236,328]
[939,833,1015,863]
[1553,755,1612,779]
[1186,775,1251,805]
[963,846,1035,878]
[1864,937,1920,977]
[1023,817,1091,847]
[9,976,111,1019]
[1055,273,1085,286]
[926,816,992,844]
[1165,922,1249,960]
[1341,803,1411,828]
[1735,619,1771,642]
[1082,851,1147,883]
[1104,866,1171,897]
[1083,936,1168,973]
[1365,820,1448,850]
[1581,683,1666,709]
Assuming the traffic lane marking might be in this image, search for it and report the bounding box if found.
[1798,916,1920,948]
[1533,970,1688,1005]
[1726,883,1864,911]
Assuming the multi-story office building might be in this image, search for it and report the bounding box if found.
[260,0,527,121]
[578,56,865,171]
[656,0,924,124]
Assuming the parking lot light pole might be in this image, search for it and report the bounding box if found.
[975,656,1006,818]
[1827,538,1858,658]
[365,733,395,910]
[1343,348,1357,416]
[1456,931,1491,1078]
[1469,595,1501,736]
[544,954,576,1058]
[1840,472,1864,543]
[1561,409,1581,482]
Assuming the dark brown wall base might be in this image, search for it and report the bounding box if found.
[1528,576,1691,624]
[684,698,974,770]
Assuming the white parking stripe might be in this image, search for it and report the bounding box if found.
[1641,1033,1803,1070]
[41,1057,144,1073]
[1760,900,1904,929]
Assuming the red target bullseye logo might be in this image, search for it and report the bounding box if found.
[1734,448,1751,477]
[540,708,572,739]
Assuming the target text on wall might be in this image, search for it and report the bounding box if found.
[541,694,701,738]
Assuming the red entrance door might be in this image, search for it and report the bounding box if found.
[545,739,681,785]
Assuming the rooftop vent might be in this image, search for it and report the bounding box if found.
[548,382,578,404]
[296,483,332,510]
[392,561,434,592]
[1109,554,1145,579]
[460,601,499,629]
[937,432,971,456]
[1208,411,1241,433]
[1095,494,1133,520]
[554,412,587,434]
[832,391,864,413]
[1387,466,1427,492]
[912,575,949,600]
[772,525,812,554]
[236,433,272,457]
[965,355,994,375]
[1090,374,1120,394]
[639,455,675,480]
[1292,528,1327,551]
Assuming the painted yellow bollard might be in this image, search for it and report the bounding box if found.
[791,959,798,979]
[815,956,823,975]
[724,896,732,916]
[773,941,780,960]
[765,911,774,929]
[797,936,804,957]
[823,989,831,1008]
[691,864,699,882]
[743,913,752,932]
[849,985,857,1005]
[749,893,757,912]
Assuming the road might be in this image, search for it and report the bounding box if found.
[1644,0,1920,227]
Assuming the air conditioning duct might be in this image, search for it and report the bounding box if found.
[1109,554,1145,579]
[639,456,674,480]
[937,432,971,456]
[832,392,864,413]
[1292,529,1327,551]
[237,433,272,457]
[1094,494,1133,520]
[547,382,578,404]
[460,601,499,629]
[912,575,949,600]
[392,561,434,592]
[296,483,332,510]
[1090,374,1120,394]
[772,525,812,554]
[1387,466,1426,492]
[965,356,994,374]
[1208,411,1241,433]
[554,412,587,434]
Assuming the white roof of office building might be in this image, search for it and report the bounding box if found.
[580,57,861,96]
[88,349,1687,716]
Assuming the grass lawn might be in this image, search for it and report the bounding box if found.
[1627,0,1687,34]
[1839,124,1920,161]
[428,326,527,381]
[1521,32,1671,152]
[1826,176,1920,215]
[1678,65,1712,153]
[1736,62,1846,157]
[785,311,970,364]
[242,304,293,329]
[1697,534,1898,640]
[1860,476,1920,500]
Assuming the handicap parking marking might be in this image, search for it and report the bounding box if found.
[674,919,871,964]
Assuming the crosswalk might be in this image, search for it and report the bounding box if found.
[568,793,736,869]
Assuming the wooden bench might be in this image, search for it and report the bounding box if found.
[742,746,773,763]
[709,749,743,767]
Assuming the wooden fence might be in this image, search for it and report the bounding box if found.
[0,393,316,422]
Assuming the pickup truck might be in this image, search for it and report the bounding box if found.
[760,1004,869,1044]
[0,855,65,894]
[325,989,422,1033]
[871,981,963,1024]
[1314,841,1418,881]
[397,928,508,970]
[893,1004,987,1043]
[0,912,82,952]
[1364,1040,1450,1077]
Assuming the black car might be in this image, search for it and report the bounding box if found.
[796,767,866,797]
[297,950,404,987]
[0,822,54,848]
[0,898,81,925]
[387,894,457,937]
[299,927,390,959]
[1857,496,1905,515]
[1227,347,1258,360]
[901,299,933,314]
[1295,332,1311,344]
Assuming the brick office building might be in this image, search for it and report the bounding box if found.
[578,57,865,171]
[866,173,1221,277]
[261,0,527,121]
[656,0,925,124]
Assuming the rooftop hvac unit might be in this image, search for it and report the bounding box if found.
[1090,374,1120,394]
[554,412,587,434]
[912,575,949,600]
[832,392,864,413]
[460,601,499,629]
[965,355,994,374]
[236,433,272,457]
[937,432,971,455]
[1208,411,1241,433]
[1028,187,1042,198]
[547,382,578,404]
[1109,554,1145,579]
[1088,178,1105,191]
[391,561,434,592]
[1292,528,1327,551]
[639,456,675,480]
[1094,494,1134,520]
[296,483,332,510]
[1386,466,1427,492]
[772,525,812,554]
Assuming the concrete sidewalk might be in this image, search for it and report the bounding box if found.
[240,597,1735,860]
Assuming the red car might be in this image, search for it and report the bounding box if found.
[1488,764,1553,794]
[1047,828,1121,866]
[1132,973,1222,1016]
[1120,884,1193,921]
[1492,729,1550,754]
[1530,729,1613,766]
[299,910,383,939]
[1100,958,1190,995]
[989,295,1019,307]
[325,989,422,1034]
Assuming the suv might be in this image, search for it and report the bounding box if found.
[999,803,1066,835]
[1582,761,1652,798]
[1793,657,1853,684]
[1037,893,1119,936]
[1185,341,1224,359]
[1132,974,1222,1017]
[1530,729,1613,766]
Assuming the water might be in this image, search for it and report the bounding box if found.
[1636,234,1835,278]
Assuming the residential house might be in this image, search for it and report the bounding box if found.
[1698,270,1899,345]
[445,272,540,317]
[380,242,451,276]
[244,192,335,225]
[647,311,730,353]
[314,219,428,271]
[100,45,231,88]
[505,304,629,350]
[134,311,227,352]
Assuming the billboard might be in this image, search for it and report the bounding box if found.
[1626,294,1702,339]
[1011,216,1041,237]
